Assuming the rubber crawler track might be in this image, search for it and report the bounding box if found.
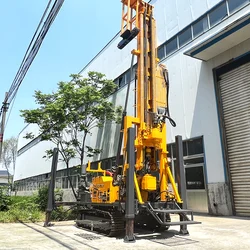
[76,208,124,237]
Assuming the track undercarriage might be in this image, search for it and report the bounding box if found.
[76,206,124,237]
[76,197,199,237]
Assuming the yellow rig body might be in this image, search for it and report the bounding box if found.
[90,175,119,203]
[86,162,119,203]
[86,0,181,206]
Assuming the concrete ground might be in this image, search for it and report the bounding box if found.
[0,215,250,250]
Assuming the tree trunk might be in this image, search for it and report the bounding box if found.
[66,161,77,199]
[80,131,87,167]
[7,170,10,185]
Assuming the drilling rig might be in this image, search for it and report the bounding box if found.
[76,0,200,240]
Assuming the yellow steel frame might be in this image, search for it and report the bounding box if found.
[86,161,106,175]
[120,0,182,204]
[85,0,182,205]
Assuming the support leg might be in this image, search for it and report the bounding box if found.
[44,147,58,227]
[124,127,136,243]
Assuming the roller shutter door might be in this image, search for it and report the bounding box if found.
[218,62,250,216]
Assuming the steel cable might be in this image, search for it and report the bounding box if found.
[1,0,64,118]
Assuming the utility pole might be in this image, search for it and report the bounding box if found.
[0,92,9,161]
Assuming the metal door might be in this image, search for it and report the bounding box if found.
[218,62,250,216]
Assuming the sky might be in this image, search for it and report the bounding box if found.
[0,0,121,140]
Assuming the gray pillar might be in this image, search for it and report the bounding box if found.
[175,135,189,235]
[124,127,136,243]
[44,147,58,227]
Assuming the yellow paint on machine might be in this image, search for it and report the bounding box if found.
[90,176,119,203]
[141,174,156,191]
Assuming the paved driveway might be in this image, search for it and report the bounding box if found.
[0,215,250,250]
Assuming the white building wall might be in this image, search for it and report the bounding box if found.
[81,0,222,80]
[18,124,41,150]
[81,0,250,184]
[15,140,53,181]
[15,126,80,181]
[163,38,250,184]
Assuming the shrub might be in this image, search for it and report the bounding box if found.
[0,186,11,211]
[35,186,49,211]
[0,186,71,223]
[34,186,64,211]
[0,207,43,223]
[0,195,44,223]
[51,206,77,221]
[10,196,39,211]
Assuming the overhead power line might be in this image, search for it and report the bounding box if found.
[0,0,64,119]
[7,0,54,100]
[0,0,64,159]
[7,0,65,105]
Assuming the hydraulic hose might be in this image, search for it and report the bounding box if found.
[163,68,176,127]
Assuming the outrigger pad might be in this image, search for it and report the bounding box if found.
[118,27,140,50]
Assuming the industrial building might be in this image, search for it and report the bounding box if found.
[0,170,11,186]
[14,0,250,216]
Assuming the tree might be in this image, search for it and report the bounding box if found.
[20,72,122,196]
[1,137,18,184]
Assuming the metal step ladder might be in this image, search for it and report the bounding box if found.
[147,202,201,226]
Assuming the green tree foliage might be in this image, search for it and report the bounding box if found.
[35,186,49,211]
[20,72,122,169]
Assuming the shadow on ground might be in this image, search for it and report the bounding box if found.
[133,228,199,247]
[21,222,99,250]
[23,221,199,249]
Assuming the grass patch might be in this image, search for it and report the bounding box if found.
[0,195,44,223]
[0,208,44,223]
[0,187,76,223]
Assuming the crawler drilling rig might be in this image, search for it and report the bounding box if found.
[76,0,200,240]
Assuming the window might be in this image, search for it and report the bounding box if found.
[186,166,205,189]
[56,170,64,177]
[71,176,77,188]
[209,2,227,27]
[187,138,203,155]
[132,65,137,80]
[178,27,192,47]
[113,78,119,86]
[171,141,187,158]
[158,45,165,60]
[62,177,68,189]
[166,37,178,56]
[183,142,188,157]
[126,69,131,84]
[184,157,204,165]
[192,16,209,38]
[118,75,125,88]
[167,137,205,189]
[55,178,62,189]
[228,0,249,14]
